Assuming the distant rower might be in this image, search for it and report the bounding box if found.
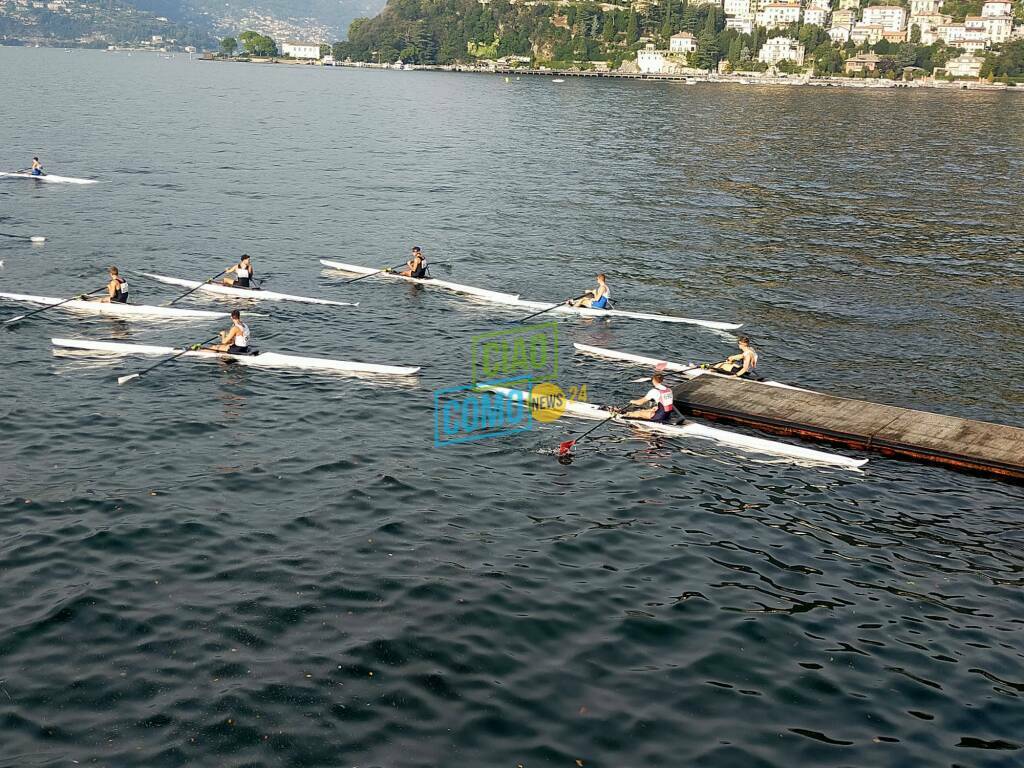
[207,309,251,354]
[713,336,758,378]
[567,273,611,309]
[223,254,253,288]
[99,266,129,304]
[399,246,427,278]
[30,157,45,177]
[621,374,675,423]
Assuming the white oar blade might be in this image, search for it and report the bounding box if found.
[117,373,141,385]
[5,315,26,324]
[30,236,46,243]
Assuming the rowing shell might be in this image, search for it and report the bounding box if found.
[0,172,98,185]
[484,385,866,469]
[509,299,741,330]
[141,273,357,307]
[0,292,227,320]
[52,338,421,376]
[573,343,811,391]
[319,259,521,304]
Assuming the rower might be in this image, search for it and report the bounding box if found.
[399,247,427,278]
[621,373,675,423]
[206,309,251,354]
[713,336,758,378]
[223,254,253,288]
[30,157,45,177]
[99,266,129,304]
[567,273,611,309]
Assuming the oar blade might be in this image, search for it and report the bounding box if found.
[5,314,27,324]
[557,439,576,457]
[30,236,46,243]
[117,373,141,385]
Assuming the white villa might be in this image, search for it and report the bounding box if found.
[804,5,830,27]
[280,41,322,60]
[862,5,907,31]
[637,44,669,73]
[757,2,802,29]
[941,52,985,78]
[758,36,805,66]
[670,31,697,53]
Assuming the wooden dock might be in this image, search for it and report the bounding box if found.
[671,376,1024,481]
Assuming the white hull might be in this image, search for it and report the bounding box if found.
[573,343,810,391]
[52,338,421,376]
[319,259,521,304]
[510,299,741,330]
[484,386,866,469]
[141,273,357,307]
[0,172,98,185]
[1,292,227,320]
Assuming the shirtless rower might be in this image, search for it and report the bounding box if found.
[223,254,254,288]
[567,273,611,309]
[620,373,675,423]
[98,266,129,304]
[399,247,427,278]
[205,309,251,354]
[713,336,758,378]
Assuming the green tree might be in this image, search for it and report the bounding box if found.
[626,9,639,44]
[695,30,720,69]
[220,36,237,56]
[602,13,615,41]
[910,24,921,43]
[239,31,277,57]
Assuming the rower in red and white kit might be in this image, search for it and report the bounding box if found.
[205,309,251,354]
[621,373,675,423]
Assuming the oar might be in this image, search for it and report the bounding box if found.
[0,232,46,243]
[4,287,106,325]
[164,268,229,305]
[556,403,628,463]
[345,260,408,284]
[628,358,730,383]
[515,293,587,324]
[117,335,220,385]
[345,259,450,284]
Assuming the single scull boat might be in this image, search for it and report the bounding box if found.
[573,343,810,391]
[510,299,741,330]
[0,172,98,185]
[52,338,421,376]
[0,292,227,320]
[319,259,521,304]
[483,385,866,469]
[141,273,357,307]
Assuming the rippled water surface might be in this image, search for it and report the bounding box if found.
[1,49,1023,767]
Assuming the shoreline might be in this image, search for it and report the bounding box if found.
[202,55,1020,93]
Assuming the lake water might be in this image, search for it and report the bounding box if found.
[1,48,1022,767]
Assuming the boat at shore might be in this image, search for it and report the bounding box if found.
[0,292,227,320]
[0,172,98,185]
[52,338,422,376]
[509,299,742,330]
[141,273,357,307]
[485,385,866,469]
[319,259,521,304]
[572,343,810,391]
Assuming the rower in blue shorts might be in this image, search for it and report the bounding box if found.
[567,273,611,309]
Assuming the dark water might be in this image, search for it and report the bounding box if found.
[1,48,1023,767]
